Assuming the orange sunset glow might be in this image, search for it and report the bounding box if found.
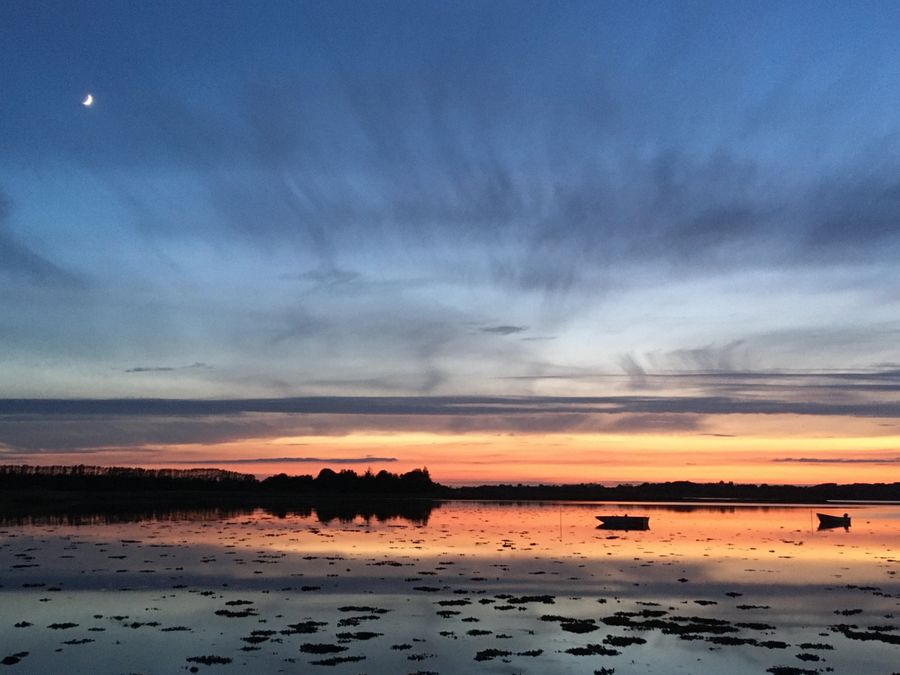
[4,396,900,486]
[125,422,900,485]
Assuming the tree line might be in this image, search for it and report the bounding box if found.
[0,464,255,491]
[2,465,897,503]
[445,479,900,503]
[261,467,435,495]
[0,464,436,496]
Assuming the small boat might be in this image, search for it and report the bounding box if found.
[816,512,851,529]
[596,515,649,530]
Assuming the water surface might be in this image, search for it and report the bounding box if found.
[1,501,897,673]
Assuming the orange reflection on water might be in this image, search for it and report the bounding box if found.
[4,500,898,675]
[111,500,896,590]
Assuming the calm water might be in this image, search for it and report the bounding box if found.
[1,501,898,674]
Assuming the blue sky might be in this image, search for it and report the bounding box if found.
[2,2,900,479]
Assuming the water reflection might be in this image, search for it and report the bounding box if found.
[0,501,897,674]
[0,507,255,527]
[1,498,863,527]
[308,499,436,524]
[816,511,851,531]
[0,499,438,527]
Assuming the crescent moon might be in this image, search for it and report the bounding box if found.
[82,94,93,107]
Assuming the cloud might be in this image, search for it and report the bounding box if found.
[772,457,900,464]
[480,325,528,336]
[18,376,881,463]
[804,168,900,260]
[281,267,361,289]
[605,414,704,433]
[5,3,900,407]
[656,340,752,373]
[0,191,85,288]
[0,405,707,457]
[0,413,297,453]
[165,456,397,465]
[4,379,900,421]
[609,342,900,398]
[124,362,211,374]
[7,4,900,289]
[618,354,649,389]
[6,377,900,457]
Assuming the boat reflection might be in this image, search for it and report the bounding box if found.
[817,511,851,530]
[595,514,650,530]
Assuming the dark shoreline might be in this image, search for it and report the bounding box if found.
[1,465,898,519]
[442,480,900,503]
[0,488,443,526]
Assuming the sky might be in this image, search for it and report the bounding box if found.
[2,1,900,485]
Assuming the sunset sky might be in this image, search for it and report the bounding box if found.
[2,1,900,485]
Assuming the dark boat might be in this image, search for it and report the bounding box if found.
[596,515,649,530]
[816,512,851,529]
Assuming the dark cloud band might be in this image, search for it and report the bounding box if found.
[772,457,900,464]
[2,391,900,419]
[165,456,397,465]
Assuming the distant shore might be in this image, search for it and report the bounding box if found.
[1,465,899,515]
[442,480,900,503]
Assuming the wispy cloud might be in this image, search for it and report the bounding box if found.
[124,362,211,374]
[605,414,704,433]
[3,3,900,411]
[3,386,900,459]
[480,325,528,336]
[165,456,397,465]
[772,457,900,464]
[6,364,900,435]
[0,191,85,288]
[3,390,900,419]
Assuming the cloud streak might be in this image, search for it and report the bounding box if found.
[479,325,528,336]
[10,4,900,298]
[124,363,211,374]
[3,376,900,420]
[0,191,84,288]
[165,456,397,465]
[772,457,900,464]
[6,362,900,458]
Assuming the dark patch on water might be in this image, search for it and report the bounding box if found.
[336,631,382,641]
[214,608,257,618]
[474,648,512,662]
[1,652,28,666]
[565,644,621,656]
[300,643,347,654]
[604,635,647,647]
[830,623,900,645]
[281,620,326,635]
[337,605,389,614]
[309,655,365,666]
[186,654,232,665]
